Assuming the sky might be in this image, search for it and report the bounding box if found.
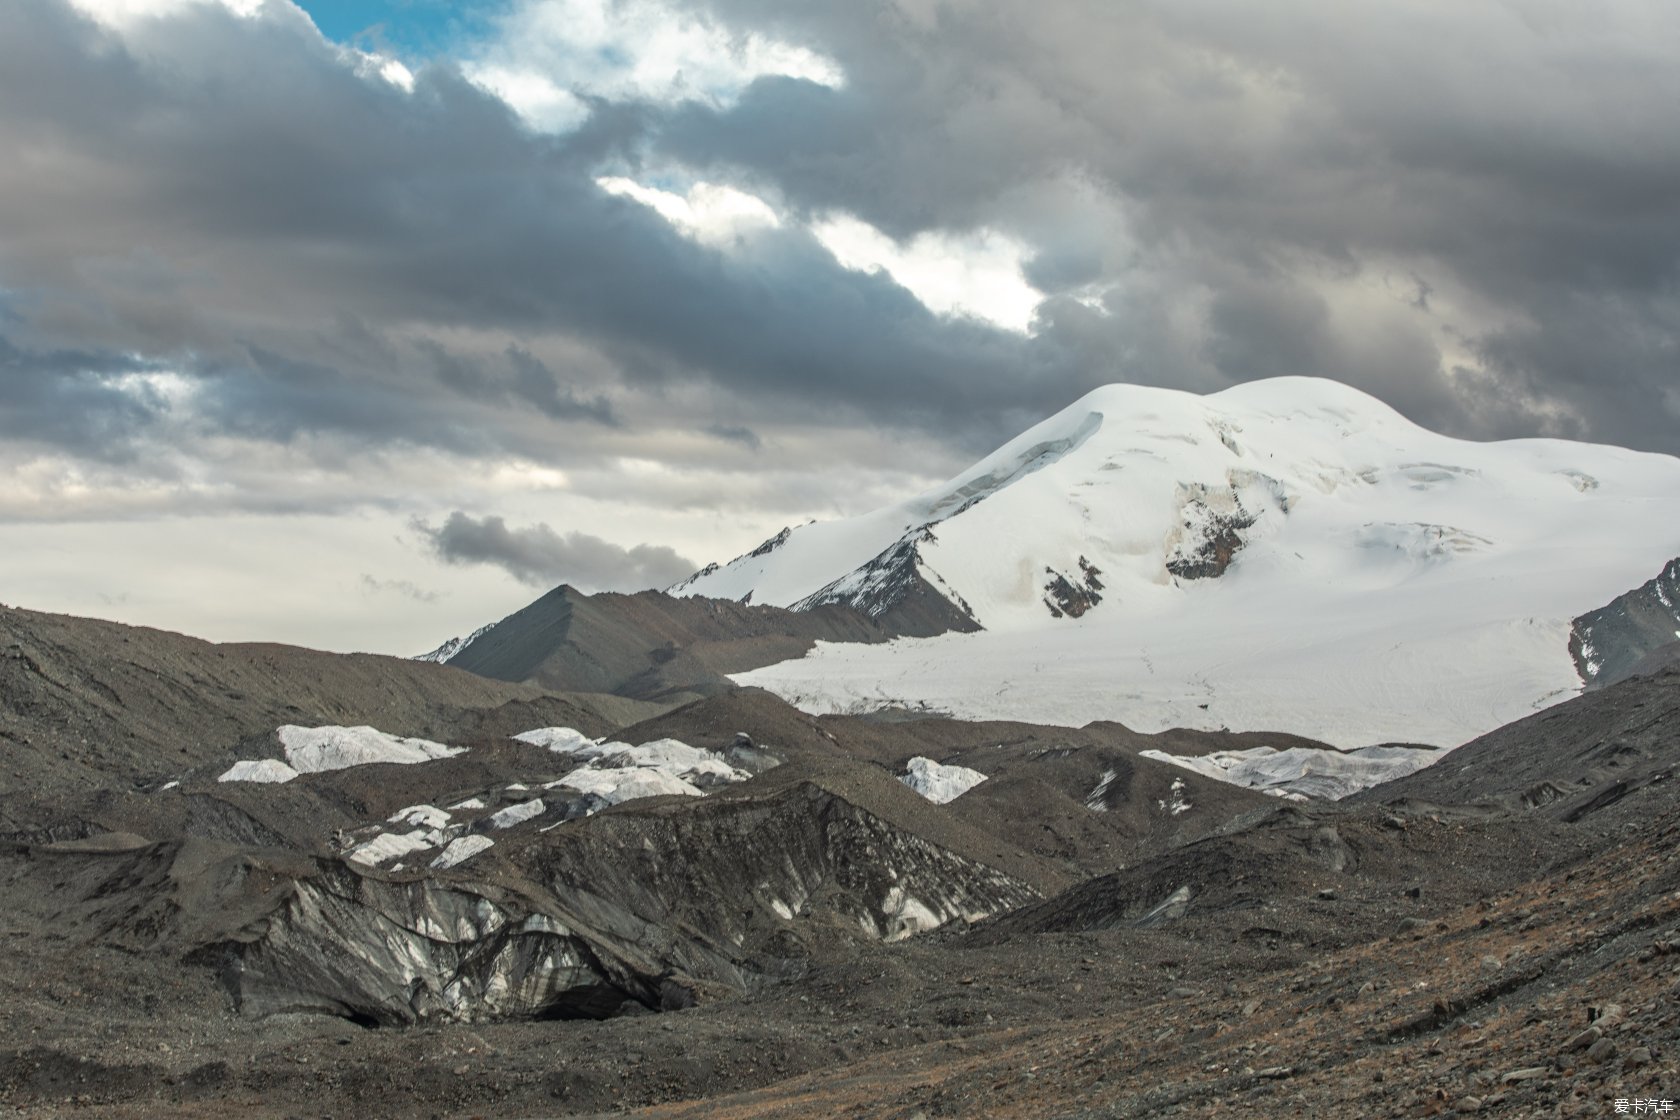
[2,0,1677,655]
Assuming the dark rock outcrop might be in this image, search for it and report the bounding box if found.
[1043,556,1104,618]
[1161,472,1291,581]
[1166,509,1258,580]
[1569,557,1680,689]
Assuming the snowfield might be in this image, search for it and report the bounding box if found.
[682,377,1680,750]
[219,725,463,783]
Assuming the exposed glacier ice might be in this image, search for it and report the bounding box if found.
[899,756,988,804]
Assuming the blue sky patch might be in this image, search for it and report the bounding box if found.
[294,0,502,58]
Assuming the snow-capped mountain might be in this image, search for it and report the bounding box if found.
[673,377,1680,749]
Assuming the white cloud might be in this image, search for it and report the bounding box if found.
[593,176,1043,330]
[72,1,419,93]
[597,176,781,246]
[467,65,589,132]
[465,0,844,132]
[350,49,417,92]
[66,0,265,26]
[812,215,1045,335]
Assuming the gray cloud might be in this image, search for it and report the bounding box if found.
[660,0,1680,451]
[360,574,441,603]
[414,511,697,591]
[505,347,619,425]
[0,334,169,459]
[0,0,1065,481]
[0,0,1675,540]
[704,423,762,450]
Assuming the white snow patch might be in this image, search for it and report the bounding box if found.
[388,804,451,829]
[414,622,492,663]
[487,800,547,829]
[217,758,300,784]
[1167,777,1192,816]
[277,725,463,773]
[159,780,180,791]
[899,756,988,804]
[431,835,495,870]
[347,830,436,866]
[532,734,754,813]
[448,797,487,811]
[552,767,705,805]
[512,726,597,754]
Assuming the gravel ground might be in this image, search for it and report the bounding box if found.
[4,609,1678,1119]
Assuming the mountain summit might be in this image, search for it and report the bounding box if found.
[674,377,1680,748]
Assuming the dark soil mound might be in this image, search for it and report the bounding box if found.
[444,585,900,699]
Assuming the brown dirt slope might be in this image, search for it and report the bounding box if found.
[0,603,614,797]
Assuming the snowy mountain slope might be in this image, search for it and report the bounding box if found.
[415,623,492,664]
[675,377,1680,749]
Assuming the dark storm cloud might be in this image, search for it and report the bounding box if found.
[414,511,697,590]
[0,334,166,459]
[505,347,619,425]
[662,0,1680,451]
[2,0,1676,508]
[0,0,1059,478]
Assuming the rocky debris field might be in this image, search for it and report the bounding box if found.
[2,604,1679,1119]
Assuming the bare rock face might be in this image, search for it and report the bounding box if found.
[1165,511,1255,580]
[1043,557,1105,619]
[1162,472,1290,581]
[748,527,794,558]
[1570,557,1680,689]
